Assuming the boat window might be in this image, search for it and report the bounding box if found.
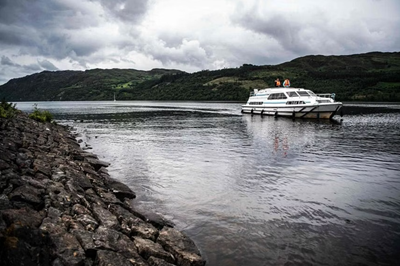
[297,91,310,97]
[249,102,263,105]
[287,91,299,97]
[268,93,287,100]
[307,91,316,96]
[286,101,305,105]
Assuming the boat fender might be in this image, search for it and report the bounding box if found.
[251,109,254,114]
[292,111,295,119]
[261,109,264,116]
[274,111,278,117]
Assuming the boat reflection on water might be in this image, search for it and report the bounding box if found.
[241,113,343,163]
[273,135,289,157]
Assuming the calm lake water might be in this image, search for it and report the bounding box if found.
[16,101,400,266]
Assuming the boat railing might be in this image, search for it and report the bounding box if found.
[250,89,259,97]
[316,93,335,100]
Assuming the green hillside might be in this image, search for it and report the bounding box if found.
[0,68,183,101]
[1,52,399,102]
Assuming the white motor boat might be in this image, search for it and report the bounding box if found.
[241,87,343,119]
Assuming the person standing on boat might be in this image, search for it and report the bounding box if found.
[283,79,290,88]
[275,78,281,87]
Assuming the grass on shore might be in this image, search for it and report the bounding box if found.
[28,104,54,123]
[0,99,17,119]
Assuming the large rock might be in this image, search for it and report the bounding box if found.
[133,237,175,264]
[76,214,99,231]
[51,232,86,266]
[69,169,93,190]
[108,204,158,241]
[148,256,177,266]
[32,159,52,177]
[2,207,45,228]
[106,177,136,200]
[95,250,137,266]
[92,204,120,230]
[85,157,110,171]
[9,184,44,208]
[72,203,91,215]
[72,229,97,257]
[158,227,205,266]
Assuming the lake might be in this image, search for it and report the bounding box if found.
[16,101,400,266]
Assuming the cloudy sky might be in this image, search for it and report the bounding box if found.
[0,0,399,84]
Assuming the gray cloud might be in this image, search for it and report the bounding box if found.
[0,24,25,46]
[0,0,99,28]
[233,14,310,54]
[231,0,400,57]
[1,55,17,66]
[38,59,58,71]
[95,0,150,23]
[0,0,130,60]
[143,39,208,67]
[0,55,41,84]
[1,55,50,72]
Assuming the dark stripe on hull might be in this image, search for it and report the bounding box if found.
[241,105,342,119]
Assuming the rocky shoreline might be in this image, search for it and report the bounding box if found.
[0,112,206,266]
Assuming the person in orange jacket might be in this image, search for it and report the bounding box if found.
[283,79,290,87]
[274,78,281,87]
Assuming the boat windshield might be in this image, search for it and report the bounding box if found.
[287,91,299,97]
[297,91,310,97]
[307,91,317,96]
[268,93,287,99]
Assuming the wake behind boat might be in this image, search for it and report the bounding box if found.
[241,86,343,119]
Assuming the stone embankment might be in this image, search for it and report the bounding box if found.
[0,112,205,266]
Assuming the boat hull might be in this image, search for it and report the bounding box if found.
[241,103,342,119]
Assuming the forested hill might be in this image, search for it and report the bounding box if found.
[0,68,183,101]
[1,52,399,102]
